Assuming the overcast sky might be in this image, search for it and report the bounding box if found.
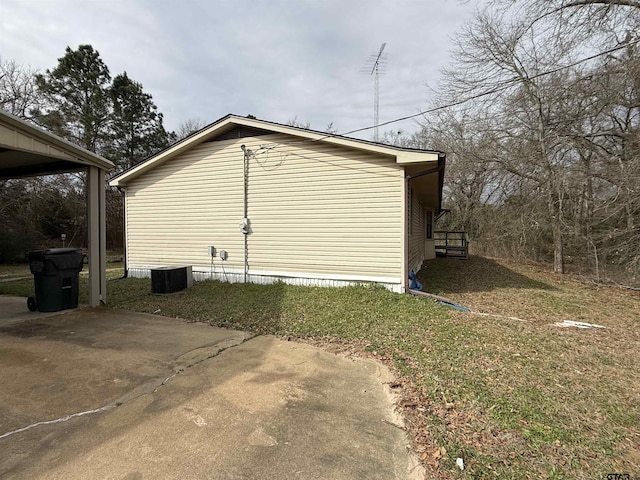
[0,0,478,139]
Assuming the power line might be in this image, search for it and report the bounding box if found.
[334,37,640,139]
[144,36,640,171]
[206,36,640,199]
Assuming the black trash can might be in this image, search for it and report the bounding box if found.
[26,248,85,312]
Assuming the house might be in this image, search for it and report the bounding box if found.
[109,115,445,293]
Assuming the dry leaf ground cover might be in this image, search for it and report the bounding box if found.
[1,256,638,479]
[413,257,639,479]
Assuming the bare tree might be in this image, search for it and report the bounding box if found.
[286,116,311,129]
[0,59,42,119]
[435,9,581,272]
[175,117,206,140]
[422,1,640,281]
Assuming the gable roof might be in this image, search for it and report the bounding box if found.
[0,108,114,178]
[109,114,444,187]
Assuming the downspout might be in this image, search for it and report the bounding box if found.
[437,155,446,214]
[117,186,128,279]
[404,175,410,293]
[241,145,249,283]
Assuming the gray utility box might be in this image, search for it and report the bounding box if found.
[151,266,193,294]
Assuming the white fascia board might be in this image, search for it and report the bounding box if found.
[109,114,443,186]
[108,125,220,186]
[232,116,441,163]
[396,151,440,164]
[232,117,400,156]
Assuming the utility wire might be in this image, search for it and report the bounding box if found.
[242,32,639,178]
[116,35,640,193]
[232,37,639,153]
[232,38,640,179]
[328,37,640,139]
[113,37,640,181]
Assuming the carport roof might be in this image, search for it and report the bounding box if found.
[0,108,114,178]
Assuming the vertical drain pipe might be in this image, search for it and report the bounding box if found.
[241,145,249,283]
[117,186,128,279]
[404,175,410,293]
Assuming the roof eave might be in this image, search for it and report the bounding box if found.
[0,109,114,171]
[396,151,441,164]
[226,115,443,160]
[110,115,239,186]
[109,114,444,186]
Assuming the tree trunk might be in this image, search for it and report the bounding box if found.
[552,220,565,273]
[549,188,566,274]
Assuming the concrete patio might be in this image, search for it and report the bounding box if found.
[0,297,423,479]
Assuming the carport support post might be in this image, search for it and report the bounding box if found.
[88,166,107,306]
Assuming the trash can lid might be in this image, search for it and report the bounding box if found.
[45,248,82,255]
[26,248,83,261]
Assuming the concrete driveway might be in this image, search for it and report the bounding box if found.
[0,296,422,479]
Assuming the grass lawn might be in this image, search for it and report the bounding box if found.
[1,256,638,479]
[0,263,30,279]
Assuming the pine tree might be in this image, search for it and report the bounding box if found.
[109,72,170,170]
[33,45,111,153]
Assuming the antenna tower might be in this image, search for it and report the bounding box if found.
[364,43,387,142]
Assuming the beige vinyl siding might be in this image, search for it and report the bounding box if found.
[247,134,403,279]
[408,187,426,273]
[125,141,245,273]
[125,133,404,283]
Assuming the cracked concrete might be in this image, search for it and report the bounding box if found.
[0,298,423,480]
